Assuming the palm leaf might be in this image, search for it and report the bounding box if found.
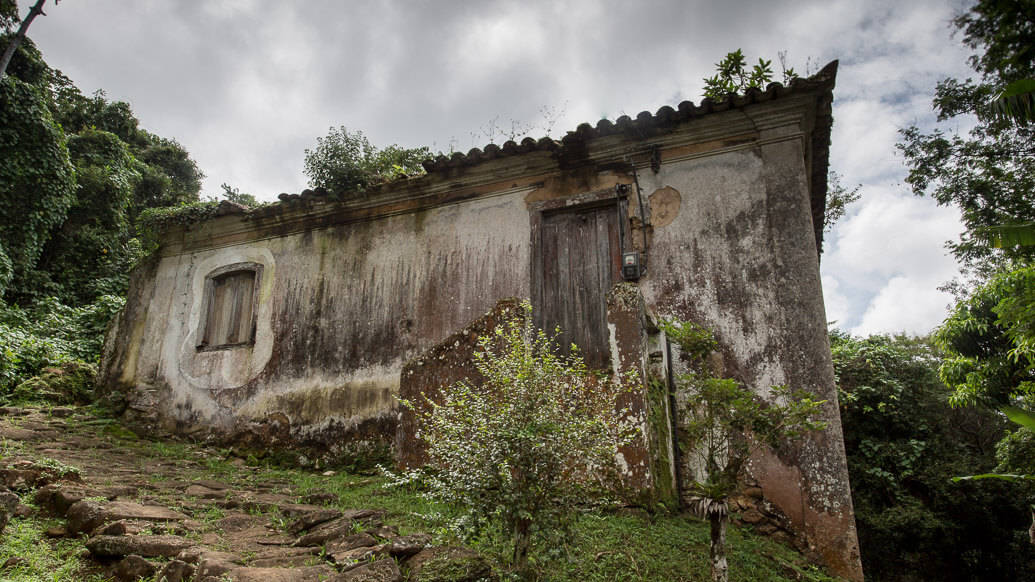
[980,222,1035,248]
[952,473,1035,483]
[1002,405,1035,432]
[989,79,1035,124]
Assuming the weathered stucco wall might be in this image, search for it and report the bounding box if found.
[102,64,863,580]
[104,190,533,464]
[636,134,860,576]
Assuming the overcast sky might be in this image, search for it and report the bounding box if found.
[26,0,976,336]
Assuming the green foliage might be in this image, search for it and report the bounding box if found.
[0,74,76,299]
[303,126,429,195]
[12,360,96,405]
[832,331,1030,581]
[898,121,1035,275]
[395,303,638,576]
[219,183,261,208]
[995,426,1035,475]
[952,0,1035,85]
[0,241,12,296]
[934,265,1035,409]
[823,172,861,233]
[701,49,798,100]
[0,35,203,304]
[137,199,220,249]
[31,128,142,303]
[0,0,17,30]
[898,1,1035,277]
[990,79,1035,124]
[0,518,110,582]
[48,83,204,220]
[0,295,123,397]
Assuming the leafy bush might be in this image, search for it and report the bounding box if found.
[12,361,97,405]
[394,303,638,576]
[936,264,1035,410]
[304,126,429,195]
[832,331,1031,581]
[0,295,123,397]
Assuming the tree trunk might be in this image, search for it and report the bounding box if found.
[710,512,728,582]
[513,517,532,579]
[0,0,48,83]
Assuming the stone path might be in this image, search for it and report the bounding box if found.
[0,406,492,582]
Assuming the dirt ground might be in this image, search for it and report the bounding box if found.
[0,405,489,582]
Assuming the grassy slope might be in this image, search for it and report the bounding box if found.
[0,409,842,582]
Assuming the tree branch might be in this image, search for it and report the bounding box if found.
[0,0,49,84]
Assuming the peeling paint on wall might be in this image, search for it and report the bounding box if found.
[101,69,863,580]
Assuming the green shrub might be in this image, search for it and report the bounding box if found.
[832,331,1031,581]
[12,361,97,405]
[394,302,638,576]
[0,295,122,397]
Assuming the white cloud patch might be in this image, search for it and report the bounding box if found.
[28,0,978,335]
[854,276,956,336]
[821,189,962,335]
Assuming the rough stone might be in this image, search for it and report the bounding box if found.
[113,554,156,581]
[338,558,404,582]
[0,490,18,534]
[185,484,227,499]
[286,508,342,534]
[247,547,321,568]
[196,551,245,578]
[86,534,194,558]
[66,499,106,535]
[405,547,492,582]
[322,532,378,553]
[367,525,399,539]
[216,513,263,532]
[224,565,339,581]
[330,543,387,567]
[67,499,188,535]
[388,533,432,558]
[155,559,195,582]
[294,516,357,546]
[278,502,334,518]
[740,508,766,524]
[33,483,97,516]
[2,556,27,569]
[302,491,338,505]
[342,508,387,523]
[192,479,230,490]
[93,519,149,537]
[744,486,764,499]
[45,525,67,537]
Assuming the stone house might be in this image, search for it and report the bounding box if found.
[100,61,862,579]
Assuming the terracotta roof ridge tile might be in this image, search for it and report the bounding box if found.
[267,60,838,204]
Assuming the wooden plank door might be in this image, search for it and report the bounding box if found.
[535,203,621,369]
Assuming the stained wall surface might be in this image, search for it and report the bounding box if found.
[101,68,863,580]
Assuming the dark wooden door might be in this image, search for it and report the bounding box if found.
[535,203,621,368]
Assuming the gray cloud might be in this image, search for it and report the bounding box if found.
[26,0,975,334]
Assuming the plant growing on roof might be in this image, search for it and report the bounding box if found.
[303,126,430,196]
[661,318,827,582]
[703,49,860,238]
[393,302,638,578]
